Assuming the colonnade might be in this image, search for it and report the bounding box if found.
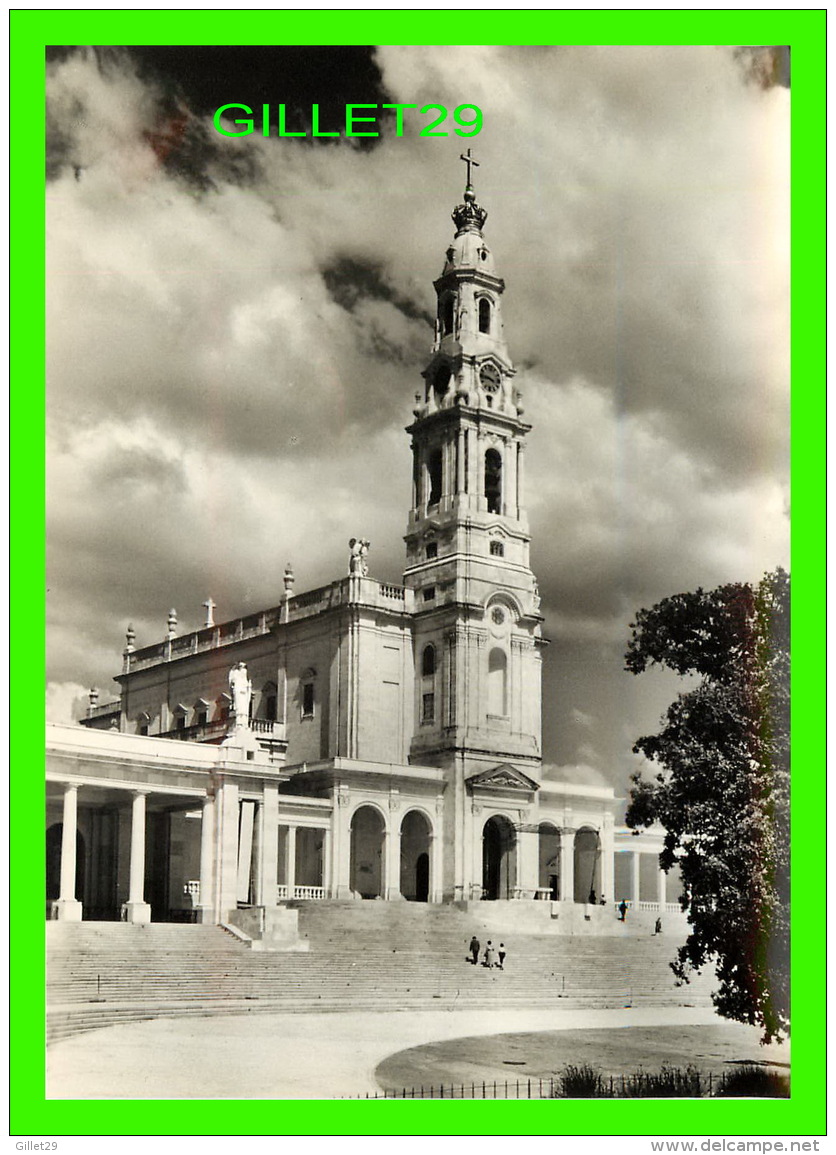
[51,782,154,923]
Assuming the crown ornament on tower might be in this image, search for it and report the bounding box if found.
[452,147,487,234]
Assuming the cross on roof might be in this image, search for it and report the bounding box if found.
[460,147,479,189]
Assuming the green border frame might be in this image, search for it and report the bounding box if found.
[15,9,825,1138]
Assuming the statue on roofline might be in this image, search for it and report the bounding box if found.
[228,661,252,727]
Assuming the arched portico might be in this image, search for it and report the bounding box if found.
[400,809,432,901]
[349,805,386,899]
[538,822,560,899]
[482,814,516,900]
[574,826,601,903]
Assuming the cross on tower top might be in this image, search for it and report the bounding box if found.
[460,148,479,190]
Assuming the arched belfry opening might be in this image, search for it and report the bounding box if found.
[400,810,432,901]
[482,814,516,899]
[350,806,386,899]
[441,295,455,336]
[574,827,602,903]
[478,297,491,334]
[485,448,502,513]
[433,363,451,398]
[428,449,443,507]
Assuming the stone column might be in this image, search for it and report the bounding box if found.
[332,790,351,899]
[54,784,83,920]
[657,867,666,910]
[216,779,240,919]
[429,833,443,903]
[631,851,642,907]
[560,828,575,902]
[236,800,255,903]
[320,828,330,895]
[124,791,151,924]
[600,812,615,906]
[258,784,279,906]
[516,443,525,514]
[252,802,263,906]
[385,819,402,900]
[466,428,476,505]
[471,808,484,899]
[456,428,466,495]
[285,825,297,899]
[515,825,539,897]
[197,794,216,924]
[504,438,517,517]
[476,432,486,510]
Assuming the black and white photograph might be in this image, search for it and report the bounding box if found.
[44,44,791,1105]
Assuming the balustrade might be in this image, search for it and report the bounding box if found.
[276,884,325,902]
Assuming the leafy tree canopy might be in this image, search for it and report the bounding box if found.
[625,568,789,1042]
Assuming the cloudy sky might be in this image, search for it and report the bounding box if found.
[45,45,790,805]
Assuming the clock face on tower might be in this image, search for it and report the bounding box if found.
[479,363,501,393]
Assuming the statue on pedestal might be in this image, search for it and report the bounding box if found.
[228,661,252,727]
[348,538,371,577]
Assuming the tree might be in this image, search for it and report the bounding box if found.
[625,568,789,1042]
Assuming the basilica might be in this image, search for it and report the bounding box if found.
[46,158,673,935]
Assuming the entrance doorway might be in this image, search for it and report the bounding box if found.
[574,827,602,903]
[482,815,516,899]
[350,806,386,898]
[538,822,561,899]
[400,810,432,901]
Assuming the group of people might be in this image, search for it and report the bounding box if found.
[468,936,506,969]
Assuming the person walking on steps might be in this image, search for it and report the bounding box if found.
[469,935,480,965]
[618,899,628,922]
[484,941,496,968]
[497,943,506,970]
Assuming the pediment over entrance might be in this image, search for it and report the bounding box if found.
[466,763,540,793]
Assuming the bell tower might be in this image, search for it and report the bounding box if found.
[404,152,544,779]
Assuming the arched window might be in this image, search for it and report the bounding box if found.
[428,449,443,506]
[478,297,491,334]
[261,683,278,722]
[488,648,508,716]
[421,644,436,725]
[300,668,316,720]
[490,540,505,557]
[485,448,502,514]
[442,296,455,336]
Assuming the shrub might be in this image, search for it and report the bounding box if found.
[621,1065,705,1098]
[558,1064,609,1098]
[715,1064,790,1098]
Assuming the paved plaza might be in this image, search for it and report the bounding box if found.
[46,1005,788,1100]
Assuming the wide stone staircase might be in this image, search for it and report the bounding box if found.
[47,903,716,1044]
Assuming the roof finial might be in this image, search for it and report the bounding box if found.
[460,147,479,197]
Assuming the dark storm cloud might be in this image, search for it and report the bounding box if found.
[47,45,391,187]
[323,256,434,326]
